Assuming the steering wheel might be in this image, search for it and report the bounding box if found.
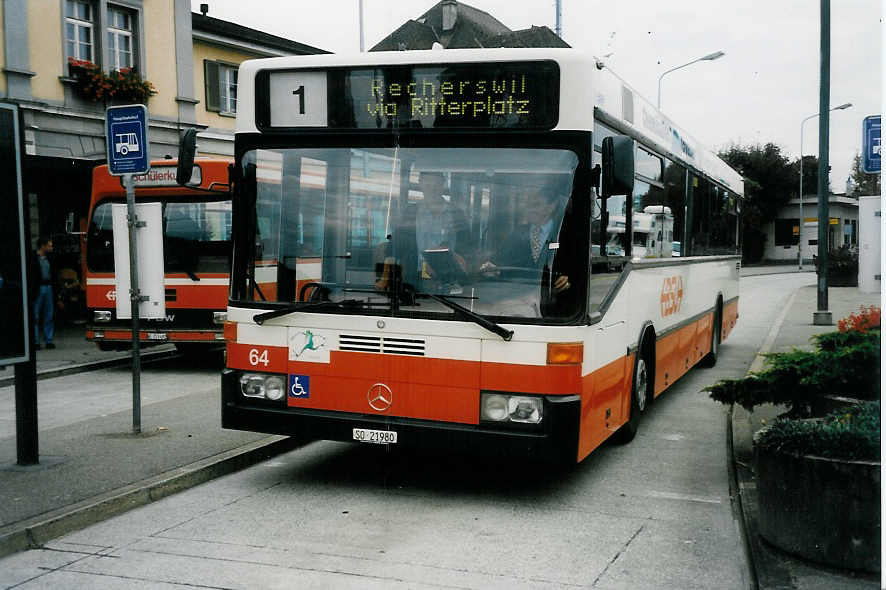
[299,282,331,302]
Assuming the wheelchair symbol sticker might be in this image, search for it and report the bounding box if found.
[289,374,310,399]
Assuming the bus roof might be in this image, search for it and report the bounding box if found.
[90,158,231,202]
[235,48,742,195]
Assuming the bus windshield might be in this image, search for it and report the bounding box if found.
[240,146,584,322]
[87,197,232,274]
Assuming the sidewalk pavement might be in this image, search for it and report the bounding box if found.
[0,322,302,557]
[0,322,177,388]
[731,278,881,589]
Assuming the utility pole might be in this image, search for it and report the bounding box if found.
[359,0,365,52]
[555,0,562,38]
[814,0,832,325]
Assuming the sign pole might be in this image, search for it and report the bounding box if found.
[106,104,150,434]
[124,173,142,434]
[814,0,832,326]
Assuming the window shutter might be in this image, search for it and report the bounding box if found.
[204,60,220,112]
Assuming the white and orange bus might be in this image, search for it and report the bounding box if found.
[85,159,232,352]
[220,49,742,463]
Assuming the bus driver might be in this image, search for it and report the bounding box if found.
[480,174,571,294]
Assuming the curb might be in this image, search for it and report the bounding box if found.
[0,349,180,388]
[728,286,800,590]
[0,435,303,559]
[726,404,759,590]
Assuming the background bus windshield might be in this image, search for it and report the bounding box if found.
[87,198,232,274]
[241,147,583,321]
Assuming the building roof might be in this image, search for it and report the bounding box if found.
[192,13,330,55]
[371,0,568,51]
[487,26,570,49]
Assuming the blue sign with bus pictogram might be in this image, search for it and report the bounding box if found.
[106,104,150,176]
[862,115,880,174]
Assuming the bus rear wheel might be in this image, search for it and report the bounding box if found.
[700,302,722,368]
[614,342,651,444]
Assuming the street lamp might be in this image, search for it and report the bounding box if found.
[798,102,852,269]
[657,51,725,110]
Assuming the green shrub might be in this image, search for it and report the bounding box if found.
[755,401,880,461]
[704,328,880,415]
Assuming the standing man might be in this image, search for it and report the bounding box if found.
[32,237,56,350]
[414,171,469,282]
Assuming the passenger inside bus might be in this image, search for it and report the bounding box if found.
[375,170,470,293]
[413,171,470,285]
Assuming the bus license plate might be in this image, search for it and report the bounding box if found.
[352,428,397,444]
[146,333,168,341]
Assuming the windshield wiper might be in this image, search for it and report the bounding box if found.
[253,299,363,325]
[418,292,513,341]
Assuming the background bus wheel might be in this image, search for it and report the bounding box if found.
[614,342,651,444]
[700,302,722,368]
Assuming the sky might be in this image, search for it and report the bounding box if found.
[192,0,882,192]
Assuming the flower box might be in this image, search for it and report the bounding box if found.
[67,58,156,104]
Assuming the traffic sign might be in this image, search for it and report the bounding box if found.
[862,115,880,174]
[106,104,150,176]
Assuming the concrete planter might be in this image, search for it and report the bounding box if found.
[828,272,858,287]
[754,438,881,572]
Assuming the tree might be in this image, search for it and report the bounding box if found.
[788,155,821,198]
[849,152,880,196]
[719,143,796,263]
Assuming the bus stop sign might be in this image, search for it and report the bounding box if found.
[106,104,150,176]
[862,115,880,174]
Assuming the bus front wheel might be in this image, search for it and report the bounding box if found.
[614,339,652,444]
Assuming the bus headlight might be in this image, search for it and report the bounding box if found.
[94,310,112,322]
[508,397,543,423]
[264,375,285,401]
[239,372,286,401]
[213,312,227,324]
[480,393,543,425]
[481,394,509,421]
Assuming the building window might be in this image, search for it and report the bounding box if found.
[65,0,94,62]
[107,6,136,71]
[774,218,800,246]
[204,60,238,114]
[220,65,238,113]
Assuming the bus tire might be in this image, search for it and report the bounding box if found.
[700,300,722,368]
[614,337,652,444]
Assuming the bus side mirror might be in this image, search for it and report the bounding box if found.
[601,136,634,198]
[176,128,197,186]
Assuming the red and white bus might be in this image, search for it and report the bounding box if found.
[220,49,742,463]
[85,159,232,352]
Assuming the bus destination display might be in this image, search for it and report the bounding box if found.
[259,61,558,130]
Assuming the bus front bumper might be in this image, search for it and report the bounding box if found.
[221,369,581,464]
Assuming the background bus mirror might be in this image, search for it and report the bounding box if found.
[601,136,635,198]
[176,128,197,185]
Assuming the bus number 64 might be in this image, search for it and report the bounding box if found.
[249,348,270,367]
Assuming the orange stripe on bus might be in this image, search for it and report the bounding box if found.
[86,283,227,309]
[578,353,631,461]
[224,297,739,461]
[91,330,219,341]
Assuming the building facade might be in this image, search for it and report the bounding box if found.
[763,194,859,264]
[0,0,324,287]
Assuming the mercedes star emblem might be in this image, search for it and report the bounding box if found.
[367,383,393,412]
